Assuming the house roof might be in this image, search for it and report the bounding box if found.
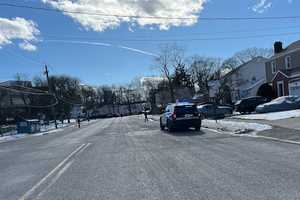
[269,40,300,60]
[271,70,289,82]
[271,70,300,82]
[221,56,267,80]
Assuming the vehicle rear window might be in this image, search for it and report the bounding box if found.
[175,105,197,114]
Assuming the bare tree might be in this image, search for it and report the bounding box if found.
[155,43,185,102]
[14,73,28,81]
[189,56,221,95]
[222,47,272,70]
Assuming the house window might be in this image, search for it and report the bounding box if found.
[271,61,276,74]
[285,56,291,69]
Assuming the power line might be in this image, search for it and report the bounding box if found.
[10,101,58,109]
[10,85,48,93]
[1,2,300,21]
[41,25,300,40]
[0,85,53,96]
[1,48,42,66]
[57,96,82,106]
[42,31,300,43]
[0,85,59,108]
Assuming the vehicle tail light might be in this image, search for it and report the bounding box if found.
[172,113,176,120]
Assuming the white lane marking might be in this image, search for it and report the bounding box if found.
[19,143,87,200]
[77,143,91,155]
[35,160,74,199]
[251,135,300,145]
[36,144,91,199]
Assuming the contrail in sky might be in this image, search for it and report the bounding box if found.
[117,45,159,57]
[44,40,112,47]
[43,39,158,57]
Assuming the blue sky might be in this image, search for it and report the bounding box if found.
[0,0,300,86]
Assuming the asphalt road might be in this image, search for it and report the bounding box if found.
[1,116,300,200]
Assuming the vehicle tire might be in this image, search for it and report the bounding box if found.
[160,118,165,131]
[195,126,201,131]
[167,120,174,132]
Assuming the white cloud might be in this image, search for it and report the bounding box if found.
[252,0,272,13]
[42,0,206,31]
[19,41,37,51]
[0,17,40,51]
[252,0,293,13]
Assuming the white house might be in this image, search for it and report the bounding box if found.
[208,57,268,103]
[225,57,268,102]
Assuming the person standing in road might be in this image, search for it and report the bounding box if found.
[144,109,149,122]
[77,116,81,128]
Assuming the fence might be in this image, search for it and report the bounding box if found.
[0,125,16,136]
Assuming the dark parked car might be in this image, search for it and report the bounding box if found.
[160,103,202,131]
[235,96,268,114]
[256,96,300,113]
[197,104,233,119]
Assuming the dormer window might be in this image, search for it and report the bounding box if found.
[271,61,276,74]
[285,56,291,69]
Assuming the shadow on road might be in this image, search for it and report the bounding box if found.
[163,128,206,137]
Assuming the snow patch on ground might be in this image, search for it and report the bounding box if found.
[202,119,272,135]
[0,119,85,143]
[0,133,28,142]
[231,109,300,121]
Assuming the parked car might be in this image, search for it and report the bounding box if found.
[235,96,268,114]
[160,103,202,131]
[256,96,300,113]
[198,104,233,119]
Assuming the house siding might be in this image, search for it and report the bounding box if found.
[266,50,300,83]
[290,50,300,69]
[265,41,300,97]
[218,57,267,103]
[272,72,289,96]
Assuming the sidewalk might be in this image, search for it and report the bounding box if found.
[226,117,300,143]
[150,114,300,144]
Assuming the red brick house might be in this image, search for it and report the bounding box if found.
[265,41,300,97]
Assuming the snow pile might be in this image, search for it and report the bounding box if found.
[202,119,272,135]
[0,119,81,143]
[0,134,28,143]
[231,109,300,121]
[40,121,75,132]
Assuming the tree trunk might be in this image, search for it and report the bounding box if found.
[168,80,175,103]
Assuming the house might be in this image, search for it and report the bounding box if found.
[0,80,33,107]
[209,57,268,103]
[0,80,34,123]
[0,80,32,87]
[265,41,300,97]
[208,80,220,101]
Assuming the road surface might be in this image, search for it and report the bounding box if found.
[1,116,300,200]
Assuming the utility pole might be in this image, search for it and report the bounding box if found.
[44,65,58,129]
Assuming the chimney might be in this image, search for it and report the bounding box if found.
[274,41,283,54]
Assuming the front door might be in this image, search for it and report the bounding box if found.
[277,81,284,97]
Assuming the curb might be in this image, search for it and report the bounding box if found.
[202,127,300,146]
